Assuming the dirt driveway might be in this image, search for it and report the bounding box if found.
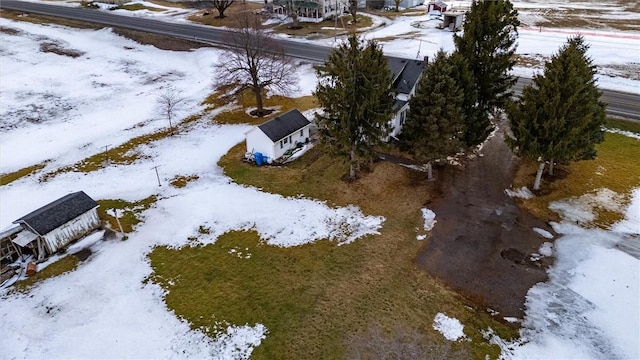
[416,120,552,318]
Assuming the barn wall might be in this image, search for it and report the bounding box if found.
[42,208,100,255]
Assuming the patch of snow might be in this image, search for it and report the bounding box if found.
[505,186,534,199]
[421,208,437,231]
[433,313,468,341]
[538,242,553,257]
[499,188,640,359]
[549,188,625,225]
[504,317,520,323]
[533,227,554,239]
[604,128,640,140]
[416,234,426,241]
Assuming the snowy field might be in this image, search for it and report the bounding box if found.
[1,1,639,358]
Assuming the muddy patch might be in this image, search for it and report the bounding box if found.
[416,119,552,318]
[71,248,92,262]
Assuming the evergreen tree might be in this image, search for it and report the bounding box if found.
[314,34,395,180]
[400,50,465,180]
[506,36,606,190]
[449,51,482,147]
[454,0,519,146]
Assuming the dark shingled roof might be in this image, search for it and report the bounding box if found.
[13,191,99,236]
[258,109,311,142]
[393,99,408,110]
[387,57,426,95]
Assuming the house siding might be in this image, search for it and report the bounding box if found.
[246,127,278,160]
[41,208,100,255]
[273,125,311,160]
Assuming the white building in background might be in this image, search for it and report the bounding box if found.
[267,0,351,22]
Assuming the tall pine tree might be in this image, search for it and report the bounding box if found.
[314,34,395,180]
[400,50,465,180]
[454,0,519,146]
[449,51,482,147]
[506,36,606,190]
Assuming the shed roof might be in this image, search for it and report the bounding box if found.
[13,191,99,236]
[387,57,426,95]
[258,109,311,142]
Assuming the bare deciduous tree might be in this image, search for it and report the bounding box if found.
[215,13,298,117]
[156,87,187,135]
[195,0,234,18]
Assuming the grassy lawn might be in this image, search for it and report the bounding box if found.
[513,127,640,227]
[97,196,158,233]
[0,162,49,186]
[149,143,518,359]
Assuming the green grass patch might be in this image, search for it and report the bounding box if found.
[606,117,640,134]
[513,132,640,227]
[12,255,79,293]
[97,195,158,233]
[148,142,519,359]
[1,162,48,186]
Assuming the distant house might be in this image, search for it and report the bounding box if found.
[384,0,423,9]
[386,57,427,139]
[3,191,100,261]
[246,109,312,162]
[266,0,350,22]
[427,0,447,12]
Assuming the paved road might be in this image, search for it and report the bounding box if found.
[2,0,639,120]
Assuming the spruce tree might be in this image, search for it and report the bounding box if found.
[506,36,606,190]
[454,0,519,146]
[314,34,395,180]
[400,50,465,180]
[449,51,482,147]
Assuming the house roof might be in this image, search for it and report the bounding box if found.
[257,109,311,142]
[387,57,426,95]
[393,99,408,110]
[13,191,99,236]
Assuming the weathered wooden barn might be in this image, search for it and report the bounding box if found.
[4,191,100,262]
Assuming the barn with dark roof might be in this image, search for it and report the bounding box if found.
[245,109,312,162]
[10,191,100,261]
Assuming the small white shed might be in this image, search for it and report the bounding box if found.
[12,191,100,261]
[245,109,312,162]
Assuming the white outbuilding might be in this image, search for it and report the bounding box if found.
[245,109,312,162]
[10,191,100,261]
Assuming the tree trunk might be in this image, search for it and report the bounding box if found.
[533,161,545,191]
[349,147,357,180]
[426,162,434,181]
[548,159,554,176]
[254,86,263,115]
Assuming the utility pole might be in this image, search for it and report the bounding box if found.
[151,165,162,186]
[103,144,111,165]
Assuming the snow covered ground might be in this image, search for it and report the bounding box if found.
[0,19,383,358]
[1,0,639,358]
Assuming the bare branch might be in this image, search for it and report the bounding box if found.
[156,87,187,135]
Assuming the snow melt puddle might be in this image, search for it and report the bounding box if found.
[497,188,640,359]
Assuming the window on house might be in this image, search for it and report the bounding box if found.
[280,140,284,148]
[289,135,292,143]
[300,129,304,137]
[283,137,288,145]
[400,110,406,125]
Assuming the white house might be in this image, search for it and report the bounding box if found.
[268,0,350,22]
[386,57,427,139]
[246,109,312,162]
[9,191,101,261]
